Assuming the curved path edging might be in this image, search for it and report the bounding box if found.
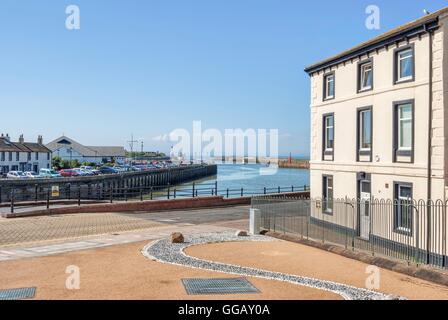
[141,232,404,300]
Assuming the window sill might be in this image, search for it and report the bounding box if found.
[393,227,412,236]
[394,78,414,85]
[357,87,373,93]
[323,96,335,101]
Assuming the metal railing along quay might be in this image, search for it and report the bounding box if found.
[4,182,309,214]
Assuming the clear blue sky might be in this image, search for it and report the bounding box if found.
[0,0,446,156]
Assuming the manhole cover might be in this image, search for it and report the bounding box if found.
[0,287,36,300]
[182,278,260,295]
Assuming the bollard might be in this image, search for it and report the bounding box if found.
[249,208,261,235]
[110,186,113,203]
[150,187,153,200]
[214,181,218,196]
[226,188,229,198]
[241,188,244,197]
[278,186,281,193]
[174,188,176,199]
[140,188,143,201]
[264,187,266,195]
[47,189,50,209]
[192,183,195,198]
[167,186,170,200]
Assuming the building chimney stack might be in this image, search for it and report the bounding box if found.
[5,134,10,142]
[19,134,24,144]
[38,135,43,145]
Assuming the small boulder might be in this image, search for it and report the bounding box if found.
[235,230,248,237]
[171,232,184,243]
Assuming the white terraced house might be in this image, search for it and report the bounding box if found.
[304,7,448,246]
[0,134,51,175]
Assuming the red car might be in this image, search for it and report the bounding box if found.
[58,169,79,177]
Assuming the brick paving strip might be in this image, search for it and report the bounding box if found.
[142,232,404,300]
[0,224,234,261]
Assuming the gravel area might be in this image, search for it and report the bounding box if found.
[142,232,405,300]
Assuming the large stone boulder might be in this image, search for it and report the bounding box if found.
[235,230,248,237]
[171,232,184,243]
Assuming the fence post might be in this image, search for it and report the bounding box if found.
[78,185,81,206]
[140,187,143,201]
[192,182,195,198]
[426,200,431,265]
[110,186,113,203]
[292,185,294,192]
[215,181,218,196]
[226,188,229,198]
[10,189,14,214]
[264,187,266,195]
[35,185,38,203]
[241,188,243,197]
[46,189,50,209]
[150,186,153,200]
[0,186,2,204]
[167,186,170,200]
[174,188,177,199]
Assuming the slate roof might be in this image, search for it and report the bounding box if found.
[0,137,51,153]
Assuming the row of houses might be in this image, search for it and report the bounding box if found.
[0,134,126,174]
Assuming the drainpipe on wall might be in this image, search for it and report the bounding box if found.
[426,29,434,265]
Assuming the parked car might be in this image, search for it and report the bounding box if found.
[6,171,27,179]
[91,169,101,175]
[80,166,94,171]
[59,169,79,177]
[98,166,119,174]
[73,168,95,176]
[39,168,62,178]
[24,171,41,179]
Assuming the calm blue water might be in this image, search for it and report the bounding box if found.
[182,164,310,196]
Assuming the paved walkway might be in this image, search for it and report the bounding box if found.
[0,224,235,261]
[0,206,249,261]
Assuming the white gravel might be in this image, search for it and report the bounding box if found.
[142,232,405,300]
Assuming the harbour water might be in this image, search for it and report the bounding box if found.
[183,164,310,196]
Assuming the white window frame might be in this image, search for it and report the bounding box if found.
[323,176,333,214]
[396,184,412,233]
[398,104,412,151]
[324,115,334,152]
[359,110,372,152]
[325,74,334,99]
[360,62,373,91]
[397,49,413,82]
